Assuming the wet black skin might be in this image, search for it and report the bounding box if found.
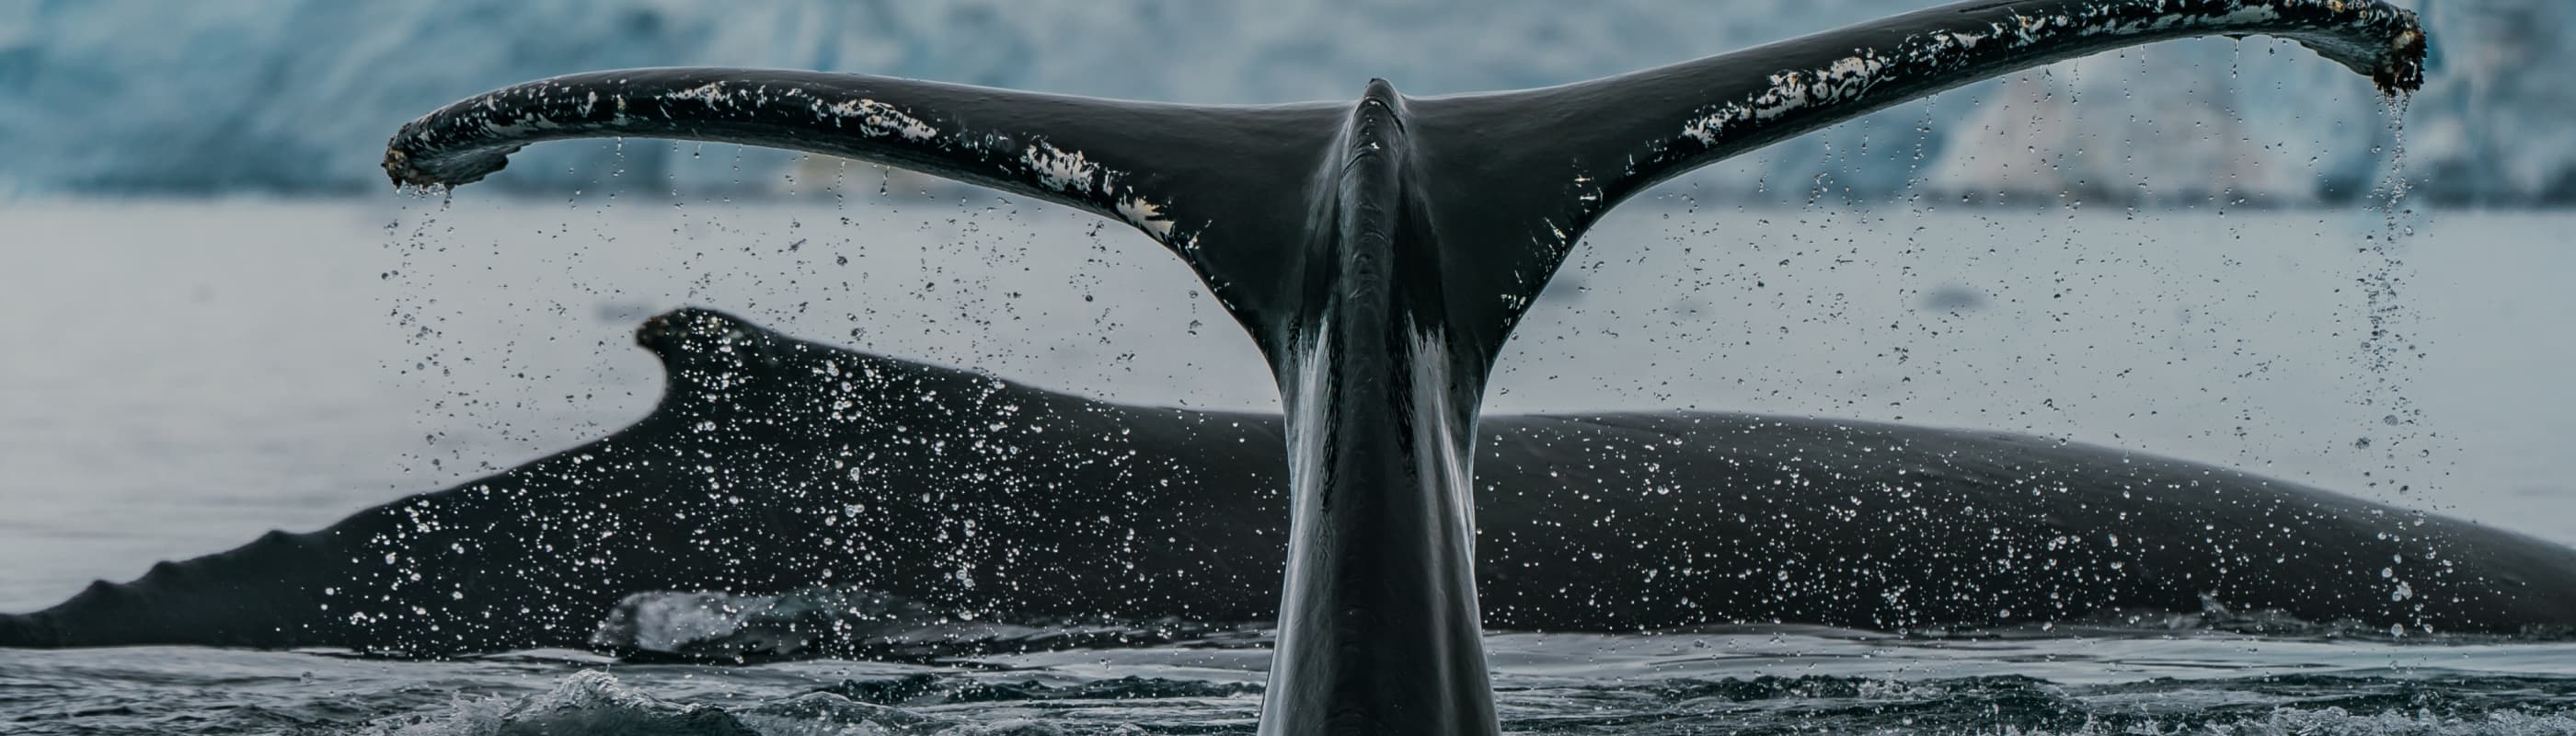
[23,2,2459,735]
[6,308,2569,659]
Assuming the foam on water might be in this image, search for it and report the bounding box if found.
[345,672,2576,736]
[589,587,1259,664]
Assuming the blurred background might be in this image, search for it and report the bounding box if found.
[0,0,2568,611]
[3,0,2570,201]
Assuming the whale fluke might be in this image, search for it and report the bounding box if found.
[375,2,2434,734]
[385,67,1349,360]
[1409,0,2423,273]
[385,0,2424,367]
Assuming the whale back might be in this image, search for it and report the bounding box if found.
[8,309,2570,657]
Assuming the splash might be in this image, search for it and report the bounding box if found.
[2352,94,2434,500]
[333,665,2576,736]
[588,587,1261,664]
[357,670,764,736]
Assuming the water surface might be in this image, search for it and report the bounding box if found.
[2,200,2570,733]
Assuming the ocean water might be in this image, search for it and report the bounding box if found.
[2,193,2572,733]
[6,627,2576,735]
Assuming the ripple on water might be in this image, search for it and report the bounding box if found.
[6,630,2574,735]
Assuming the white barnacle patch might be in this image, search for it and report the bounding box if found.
[1678,52,1884,146]
[1820,53,1885,99]
[1753,71,1811,121]
[812,97,939,141]
[1116,195,1177,241]
[1022,142,1101,194]
[1680,110,1729,145]
[1825,55,1878,82]
[1009,137,1195,246]
[667,82,731,105]
[1676,0,2419,152]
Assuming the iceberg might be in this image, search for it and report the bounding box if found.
[1,0,2562,203]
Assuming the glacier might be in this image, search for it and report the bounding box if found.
[0,0,2565,204]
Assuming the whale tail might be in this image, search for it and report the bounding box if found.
[386,0,2421,367]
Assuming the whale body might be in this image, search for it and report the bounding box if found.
[5,308,2568,656]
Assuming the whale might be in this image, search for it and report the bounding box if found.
[155,1,2455,734]
[379,1,2441,734]
[6,307,2569,658]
